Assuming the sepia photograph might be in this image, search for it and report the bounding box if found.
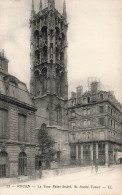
[0,0,122,195]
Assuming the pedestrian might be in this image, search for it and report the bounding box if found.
[95,162,98,174]
[91,161,94,173]
[108,162,110,168]
[39,167,42,178]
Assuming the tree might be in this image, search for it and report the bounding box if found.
[38,123,56,169]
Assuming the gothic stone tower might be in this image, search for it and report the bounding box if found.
[30,0,68,131]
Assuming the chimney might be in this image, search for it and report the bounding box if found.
[71,91,76,99]
[76,85,83,104]
[91,81,98,94]
[0,50,9,73]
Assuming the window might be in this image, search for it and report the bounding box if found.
[99,118,105,125]
[99,131,104,139]
[83,109,87,116]
[87,120,91,127]
[100,94,104,100]
[71,122,76,130]
[70,145,76,159]
[111,109,113,115]
[108,118,110,126]
[87,109,90,115]
[18,114,26,141]
[83,120,87,128]
[18,152,27,176]
[83,133,86,140]
[108,106,110,113]
[87,132,90,140]
[83,98,87,104]
[92,107,96,114]
[57,151,61,160]
[36,79,40,95]
[77,120,81,128]
[0,109,8,138]
[87,97,90,103]
[57,106,62,126]
[71,100,75,106]
[0,151,8,178]
[114,121,115,128]
[99,106,104,113]
[71,110,75,117]
[9,82,17,98]
[93,119,96,126]
[111,120,112,127]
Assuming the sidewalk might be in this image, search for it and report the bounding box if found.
[0,164,121,187]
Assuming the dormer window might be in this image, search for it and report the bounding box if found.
[4,76,18,99]
[71,110,75,118]
[83,98,86,104]
[87,97,90,103]
[100,93,104,100]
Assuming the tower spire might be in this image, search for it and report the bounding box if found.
[63,0,67,21]
[40,0,42,11]
[31,0,35,19]
[48,0,55,10]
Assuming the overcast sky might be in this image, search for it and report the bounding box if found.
[0,0,121,102]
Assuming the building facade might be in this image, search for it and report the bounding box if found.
[30,0,70,166]
[68,81,122,166]
[0,50,36,178]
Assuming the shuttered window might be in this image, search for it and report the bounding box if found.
[0,109,8,138]
[18,114,26,141]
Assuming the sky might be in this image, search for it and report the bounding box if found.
[0,0,121,102]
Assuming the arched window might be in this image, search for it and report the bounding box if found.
[34,30,39,47]
[42,67,47,77]
[43,46,47,59]
[55,27,60,41]
[41,26,47,43]
[35,50,40,62]
[60,52,64,62]
[57,105,62,126]
[60,72,64,97]
[56,69,61,96]
[62,33,65,45]
[0,151,8,178]
[41,68,47,95]
[18,152,27,176]
[56,48,59,60]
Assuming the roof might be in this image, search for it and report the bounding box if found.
[0,74,34,107]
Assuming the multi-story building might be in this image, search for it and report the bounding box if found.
[68,81,122,166]
[0,50,36,178]
[30,0,70,166]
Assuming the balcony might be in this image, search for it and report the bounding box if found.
[69,134,122,144]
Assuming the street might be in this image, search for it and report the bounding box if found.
[0,165,122,195]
